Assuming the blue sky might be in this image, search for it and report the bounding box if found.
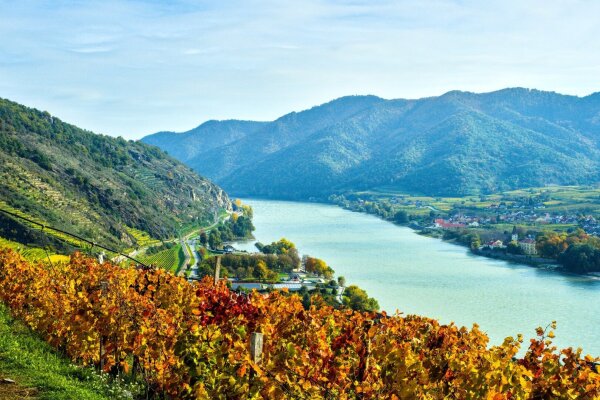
[1,0,599,139]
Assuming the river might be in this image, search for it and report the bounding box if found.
[231,198,600,356]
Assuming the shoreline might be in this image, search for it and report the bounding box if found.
[234,196,592,277]
[417,231,560,267]
[331,203,577,271]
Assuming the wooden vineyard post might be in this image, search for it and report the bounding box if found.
[99,280,108,372]
[250,332,264,364]
[214,256,221,285]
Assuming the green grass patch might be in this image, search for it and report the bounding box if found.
[185,243,195,267]
[178,245,186,273]
[0,303,136,400]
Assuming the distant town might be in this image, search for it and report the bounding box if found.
[329,185,600,273]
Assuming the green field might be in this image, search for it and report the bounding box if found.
[185,242,195,267]
[359,185,600,217]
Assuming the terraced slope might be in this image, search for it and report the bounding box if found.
[0,97,231,251]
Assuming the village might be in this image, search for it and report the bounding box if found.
[330,187,600,264]
[432,220,539,255]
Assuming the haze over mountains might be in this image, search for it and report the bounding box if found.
[0,98,231,250]
[143,88,600,199]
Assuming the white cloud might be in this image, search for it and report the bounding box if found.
[0,0,599,139]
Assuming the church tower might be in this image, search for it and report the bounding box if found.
[511,226,518,242]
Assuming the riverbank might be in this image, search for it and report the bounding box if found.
[236,198,600,355]
[328,201,575,272]
[415,229,561,267]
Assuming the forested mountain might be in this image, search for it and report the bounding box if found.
[143,120,267,166]
[0,98,231,251]
[142,89,600,199]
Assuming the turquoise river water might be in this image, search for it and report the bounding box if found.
[231,199,600,356]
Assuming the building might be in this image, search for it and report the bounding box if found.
[434,218,466,229]
[519,238,537,255]
[511,226,518,242]
[484,240,505,249]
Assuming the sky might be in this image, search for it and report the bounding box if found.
[1,0,599,139]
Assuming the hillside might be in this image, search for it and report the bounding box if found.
[142,89,600,199]
[0,97,231,251]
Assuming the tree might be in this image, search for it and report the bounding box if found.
[233,198,243,210]
[259,238,295,255]
[470,234,481,251]
[255,260,269,281]
[235,267,247,280]
[208,230,221,249]
[337,276,346,287]
[199,230,208,247]
[394,210,409,223]
[304,256,334,279]
[506,241,523,255]
[558,243,600,273]
[342,285,379,312]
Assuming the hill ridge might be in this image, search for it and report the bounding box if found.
[142,88,600,199]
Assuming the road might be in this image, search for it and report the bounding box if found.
[187,238,201,280]
[112,211,230,267]
[179,238,202,278]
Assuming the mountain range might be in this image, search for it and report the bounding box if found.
[142,88,600,199]
[0,98,231,251]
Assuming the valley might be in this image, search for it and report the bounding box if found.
[1,94,599,398]
[3,1,600,397]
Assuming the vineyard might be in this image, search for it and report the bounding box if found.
[139,244,184,273]
[0,248,598,399]
[0,236,69,262]
[0,200,87,248]
[126,227,161,248]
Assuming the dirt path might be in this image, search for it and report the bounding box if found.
[0,378,37,399]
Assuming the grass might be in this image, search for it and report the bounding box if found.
[0,304,136,400]
[185,242,195,267]
[0,238,73,266]
[178,245,187,273]
[179,208,230,239]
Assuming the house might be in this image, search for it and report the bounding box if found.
[519,238,537,255]
[484,240,505,249]
[434,218,466,229]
